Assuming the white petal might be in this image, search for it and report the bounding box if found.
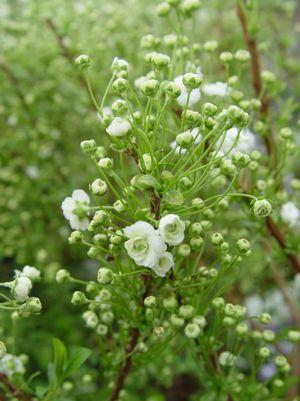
[72,189,90,204]
[61,197,76,219]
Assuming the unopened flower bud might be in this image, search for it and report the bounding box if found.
[156,2,171,16]
[261,70,275,83]
[177,244,191,257]
[97,268,114,284]
[98,157,114,169]
[91,179,108,196]
[170,314,185,327]
[80,139,97,154]
[220,51,233,64]
[75,55,91,71]
[179,304,195,319]
[56,269,71,284]
[112,77,128,94]
[288,330,300,342]
[259,347,271,359]
[253,199,272,217]
[144,296,157,308]
[211,232,224,246]
[141,79,160,97]
[71,291,88,305]
[0,342,6,359]
[165,81,181,98]
[236,238,250,254]
[184,323,200,338]
[176,130,194,147]
[183,72,202,90]
[259,312,272,325]
[235,49,250,63]
[203,102,217,116]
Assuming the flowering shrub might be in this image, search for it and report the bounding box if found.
[1,1,300,401]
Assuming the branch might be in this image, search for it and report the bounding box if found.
[0,373,32,401]
[45,18,86,89]
[236,1,300,275]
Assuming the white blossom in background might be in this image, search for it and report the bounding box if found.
[202,81,228,97]
[21,265,41,282]
[0,354,25,377]
[281,202,299,227]
[152,252,174,277]
[134,75,149,89]
[158,214,185,246]
[170,128,202,154]
[174,75,201,107]
[244,294,264,317]
[25,166,40,179]
[124,221,166,268]
[216,127,256,156]
[61,189,90,230]
[106,117,131,137]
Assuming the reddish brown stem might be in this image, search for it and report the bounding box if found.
[0,373,32,401]
[109,275,152,401]
[266,217,300,273]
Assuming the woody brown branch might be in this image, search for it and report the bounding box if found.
[236,1,300,274]
[0,373,32,401]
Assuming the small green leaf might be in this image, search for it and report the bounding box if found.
[53,338,67,384]
[163,189,184,205]
[131,174,160,190]
[64,347,92,377]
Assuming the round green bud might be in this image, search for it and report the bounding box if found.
[80,139,97,154]
[179,304,195,319]
[179,176,193,188]
[253,199,272,217]
[191,197,204,210]
[56,269,71,284]
[263,329,275,342]
[223,317,235,327]
[176,130,194,147]
[280,127,293,140]
[220,51,234,64]
[236,238,250,254]
[98,157,113,170]
[235,49,250,62]
[190,222,203,236]
[163,296,178,311]
[190,237,204,250]
[259,312,272,325]
[211,232,224,246]
[71,291,88,306]
[23,297,42,313]
[152,53,170,68]
[184,323,201,338]
[75,54,91,71]
[170,314,185,327]
[68,230,83,244]
[165,81,181,98]
[112,77,128,94]
[236,323,249,336]
[203,40,218,52]
[144,296,157,308]
[181,0,201,15]
[221,159,237,176]
[183,72,202,90]
[259,347,271,359]
[212,297,225,309]
[177,244,191,257]
[232,151,251,168]
[112,99,128,114]
[91,178,108,196]
[275,355,287,368]
[203,102,217,116]
[261,70,276,83]
[156,2,171,16]
[141,79,160,97]
[288,330,300,342]
[97,268,114,284]
[193,315,206,328]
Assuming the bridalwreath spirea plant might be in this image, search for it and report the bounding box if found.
[1,1,300,400]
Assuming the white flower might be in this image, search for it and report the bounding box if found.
[106,117,131,137]
[12,277,32,302]
[216,127,256,156]
[0,354,25,376]
[21,265,41,282]
[170,128,202,154]
[281,202,299,227]
[124,221,166,268]
[61,189,90,230]
[219,351,236,367]
[152,252,174,277]
[202,81,228,97]
[174,75,201,108]
[158,214,185,246]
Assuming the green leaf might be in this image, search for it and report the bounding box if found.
[64,347,92,377]
[53,338,67,384]
[163,189,184,205]
[131,174,160,190]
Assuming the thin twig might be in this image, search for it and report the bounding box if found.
[236,1,300,275]
[0,373,32,401]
